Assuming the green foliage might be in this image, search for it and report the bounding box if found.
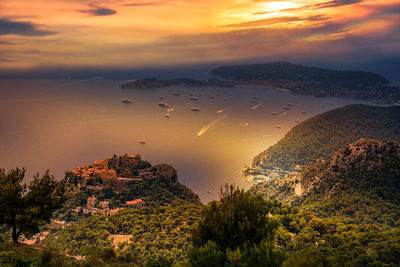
[253,104,400,171]
[298,139,400,228]
[0,168,65,243]
[188,241,224,267]
[190,185,283,266]
[144,254,173,267]
[121,177,201,206]
[266,200,400,266]
[0,241,77,266]
[41,204,202,265]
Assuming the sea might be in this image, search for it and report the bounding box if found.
[0,78,371,203]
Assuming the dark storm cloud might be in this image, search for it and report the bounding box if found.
[81,5,117,16]
[0,18,57,36]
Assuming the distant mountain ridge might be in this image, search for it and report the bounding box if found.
[212,61,388,84]
[251,138,400,227]
[252,104,400,171]
[212,62,400,104]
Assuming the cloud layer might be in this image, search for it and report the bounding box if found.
[0,0,399,72]
[0,18,56,36]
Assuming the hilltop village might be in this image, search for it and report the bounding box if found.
[67,154,177,189]
[64,154,184,215]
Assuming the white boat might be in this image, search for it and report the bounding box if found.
[121,98,134,103]
[158,102,169,108]
[191,107,201,112]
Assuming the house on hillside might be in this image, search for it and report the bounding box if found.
[126,198,145,208]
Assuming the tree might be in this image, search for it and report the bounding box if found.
[189,184,283,266]
[0,168,65,243]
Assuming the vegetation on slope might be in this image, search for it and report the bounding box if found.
[253,104,400,171]
[300,139,400,227]
[189,185,284,266]
[41,204,202,266]
[56,177,201,223]
[0,238,80,267]
[269,201,400,267]
[189,188,400,266]
[2,185,400,266]
[252,139,400,228]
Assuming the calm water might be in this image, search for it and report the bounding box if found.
[0,79,370,203]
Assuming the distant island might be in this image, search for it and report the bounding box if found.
[120,62,400,104]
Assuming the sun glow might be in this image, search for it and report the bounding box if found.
[258,1,301,12]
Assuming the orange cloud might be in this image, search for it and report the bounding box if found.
[0,0,399,71]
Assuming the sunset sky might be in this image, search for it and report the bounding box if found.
[0,0,399,73]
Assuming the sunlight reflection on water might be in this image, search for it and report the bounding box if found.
[0,79,371,203]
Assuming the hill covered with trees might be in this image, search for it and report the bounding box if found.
[252,104,400,171]
[251,139,400,228]
[2,147,400,265]
[52,154,201,223]
[2,182,400,266]
[41,204,202,266]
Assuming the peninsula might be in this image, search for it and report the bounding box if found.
[120,62,400,104]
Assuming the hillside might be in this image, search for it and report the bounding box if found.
[251,139,400,227]
[52,154,201,224]
[252,104,400,171]
[212,61,400,103]
[41,204,202,265]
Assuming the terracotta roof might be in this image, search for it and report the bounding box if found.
[126,199,144,205]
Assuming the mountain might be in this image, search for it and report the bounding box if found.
[251,139,400,227]
[252,104,400,171]
[211,61,400,103]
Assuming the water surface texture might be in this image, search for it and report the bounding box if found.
[0,79,370,202]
